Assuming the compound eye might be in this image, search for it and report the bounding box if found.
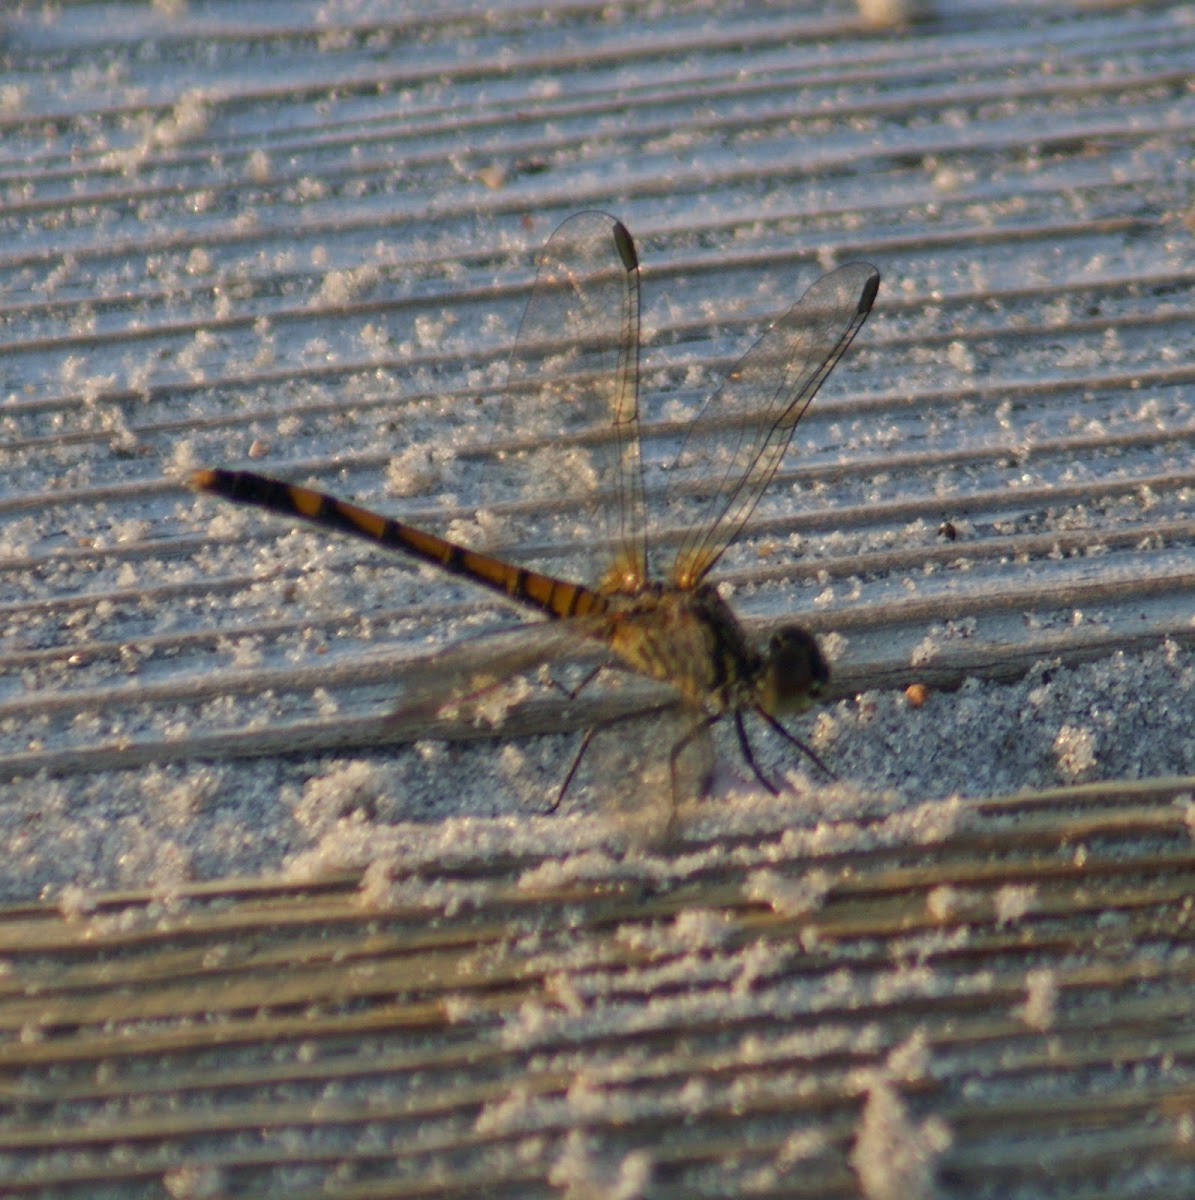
[761,626,829,712]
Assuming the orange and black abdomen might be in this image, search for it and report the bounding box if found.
[189,468,607,621]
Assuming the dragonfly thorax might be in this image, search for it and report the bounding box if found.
[601,583,757,714]
[603,585,827,720]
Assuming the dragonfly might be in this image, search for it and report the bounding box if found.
[191,212,879,813]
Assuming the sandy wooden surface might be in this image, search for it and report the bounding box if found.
[1,1,1193,1194]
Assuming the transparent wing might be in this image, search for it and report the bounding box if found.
[485,211,646,590]
[580,702,712,835]
[667,262,879,588]
[387,620,611,725]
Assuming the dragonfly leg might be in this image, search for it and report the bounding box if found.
[734,710,780,795]
[665,714,721,834]
[550,700,696,820]
[753,707,837,781]
[549,703,654,814]
[549,723,602,814]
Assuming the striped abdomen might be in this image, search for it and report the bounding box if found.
[189,468,609,621]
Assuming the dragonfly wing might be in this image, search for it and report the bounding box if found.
[387,619,611,725]
[483,211,647,590]
[666,262,879,588]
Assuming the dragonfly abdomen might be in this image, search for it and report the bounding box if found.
[188,468,609,621]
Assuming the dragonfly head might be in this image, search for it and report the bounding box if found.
[757,626,829,714]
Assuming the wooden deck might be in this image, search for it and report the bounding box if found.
[1,1,1194,1194]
